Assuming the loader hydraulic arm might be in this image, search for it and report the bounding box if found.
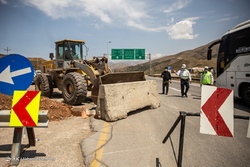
[73,61,96,84]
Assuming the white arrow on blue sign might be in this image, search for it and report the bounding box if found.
[0,54,35,96]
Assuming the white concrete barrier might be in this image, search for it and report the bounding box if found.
[96,80,160,121]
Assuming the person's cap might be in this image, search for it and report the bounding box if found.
[165,66,168,69]
[204,66,209,69]
[181,64,186,68]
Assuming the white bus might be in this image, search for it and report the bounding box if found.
[207,20,250,106]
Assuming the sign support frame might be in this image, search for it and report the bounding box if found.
[161,111,250,167]
[10,127,23,166]
[0,110,49,166]
[9,127,36,165]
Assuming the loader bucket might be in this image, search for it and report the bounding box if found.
[91,71,145,104]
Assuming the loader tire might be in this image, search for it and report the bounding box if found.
[62,72,87,105]
[35,74,53,97]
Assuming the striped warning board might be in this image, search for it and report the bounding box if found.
[200,85,234,137]
[10,91,41,127]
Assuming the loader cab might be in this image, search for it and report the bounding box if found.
[55,39,85,69]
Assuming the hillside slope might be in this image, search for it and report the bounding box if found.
[113,40,219,74]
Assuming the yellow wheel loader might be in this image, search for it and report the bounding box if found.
[35,39,145,105]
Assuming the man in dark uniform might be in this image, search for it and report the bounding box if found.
[161,67,172,95]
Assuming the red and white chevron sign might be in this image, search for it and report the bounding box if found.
[200,85,234,137]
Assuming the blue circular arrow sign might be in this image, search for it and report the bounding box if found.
[0,54,35,96]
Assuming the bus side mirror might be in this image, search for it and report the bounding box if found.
[207,49,212,60]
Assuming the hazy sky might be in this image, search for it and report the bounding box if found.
[0,0,249,62]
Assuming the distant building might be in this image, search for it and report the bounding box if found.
[0,53,5,58]
[0,54,46,70]
[27,57,46,70]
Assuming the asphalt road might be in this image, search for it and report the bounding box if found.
[81,76,250,167]
[1,77,249,167]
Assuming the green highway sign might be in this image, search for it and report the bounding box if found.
[135,49,145,60]
[111,48,145,60]
[111,49,123,60]
[124,49,135,60]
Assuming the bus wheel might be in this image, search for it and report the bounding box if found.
[241,84,250,107]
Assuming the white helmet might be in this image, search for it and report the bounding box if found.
[181,64,186,68]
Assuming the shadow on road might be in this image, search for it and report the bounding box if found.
[191,94,201,100]
[127,106,152,117]
[160,94,182,98]
[0,144,46,159]
[156,157,163,167]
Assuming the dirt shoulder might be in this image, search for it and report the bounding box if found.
[0,117,93,167]
[0,85,96,167]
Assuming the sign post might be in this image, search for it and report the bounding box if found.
[200,85,234,137]
[10,91,41,127]
[8,90,41,165]
[0,54,35,96]
[0,54,48,165]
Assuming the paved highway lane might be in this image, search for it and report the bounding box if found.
[81,77,250,167]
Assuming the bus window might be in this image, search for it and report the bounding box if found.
[220,58,224,68]
[229,27,250,55]
[217,52,224,76]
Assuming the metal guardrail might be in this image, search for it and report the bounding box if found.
[149,74,201,82]
[0,110,49,128]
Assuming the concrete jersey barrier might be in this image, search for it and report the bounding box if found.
[96,80,160,121]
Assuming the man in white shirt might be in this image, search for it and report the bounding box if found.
[176,64,192,97]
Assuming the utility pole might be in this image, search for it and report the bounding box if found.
[4,47,11,55]
[107,41,111,56]
[37,58,39,70]
[148,53,151,76]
